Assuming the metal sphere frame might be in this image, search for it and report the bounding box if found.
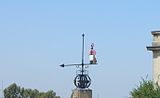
[74,74,91,89]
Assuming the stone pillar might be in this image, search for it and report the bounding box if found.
[147,31,160,85]
[71,89,92,98]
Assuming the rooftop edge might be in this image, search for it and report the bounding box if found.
[151,31,160,35]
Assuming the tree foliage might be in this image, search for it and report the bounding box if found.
[130,79,160,98]
[4,83,60,98]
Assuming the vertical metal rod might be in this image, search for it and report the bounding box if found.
[82,34,85,75]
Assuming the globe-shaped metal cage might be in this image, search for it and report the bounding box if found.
[74,74,91,89]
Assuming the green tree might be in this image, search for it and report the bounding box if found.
[4,83,21,98]
[130,79,160,98]
[4,83,60,98]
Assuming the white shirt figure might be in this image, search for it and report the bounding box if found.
[89,43,97,64]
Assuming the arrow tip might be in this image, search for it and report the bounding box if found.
[60,64,64,67]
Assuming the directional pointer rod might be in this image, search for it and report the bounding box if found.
[59,63,97,68]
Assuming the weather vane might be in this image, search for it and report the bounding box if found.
[60,34,97,89]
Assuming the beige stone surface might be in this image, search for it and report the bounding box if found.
[71,89,92,98]
[147,31,160,85]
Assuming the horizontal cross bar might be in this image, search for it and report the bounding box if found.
[59,63,98,67]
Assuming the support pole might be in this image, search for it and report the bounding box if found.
[82,34,85,75]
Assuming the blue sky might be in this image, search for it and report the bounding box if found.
[0,0,160,98]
